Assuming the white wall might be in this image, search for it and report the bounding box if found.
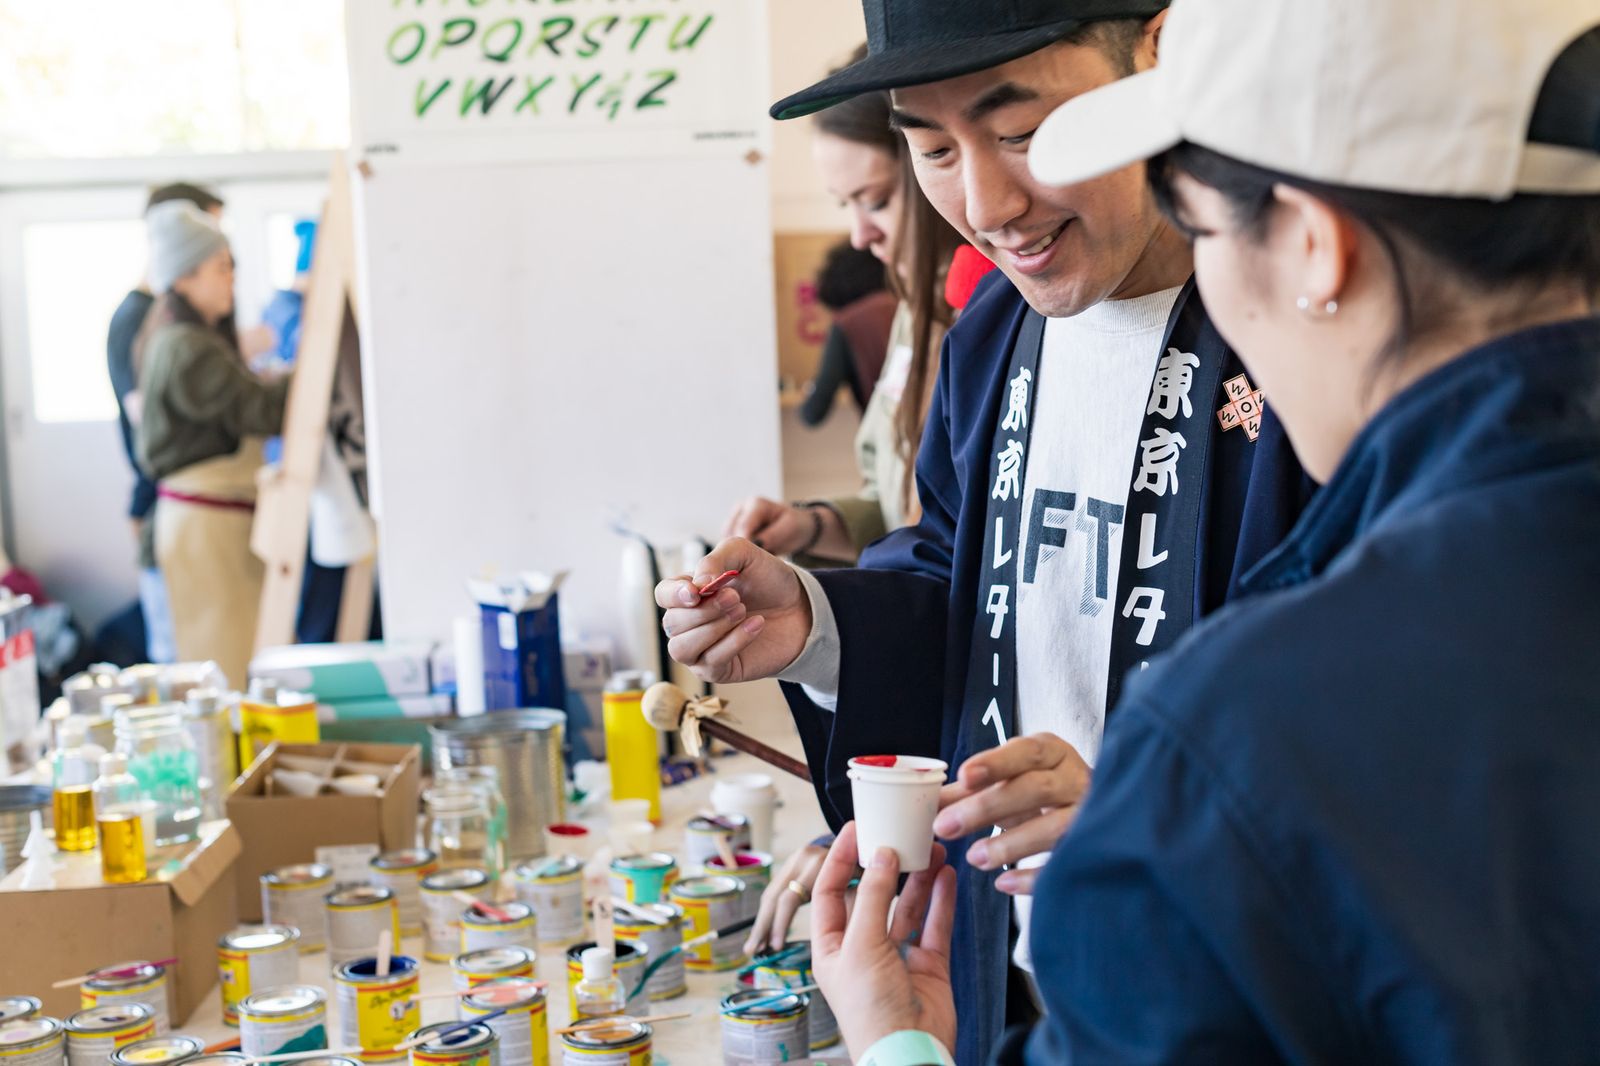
[768,0,866,233]
[356,157,783,647]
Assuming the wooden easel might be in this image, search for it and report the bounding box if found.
[251,157,375,652]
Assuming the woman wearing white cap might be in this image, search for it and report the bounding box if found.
[135,200,289,687]
[802,1,1600,1063]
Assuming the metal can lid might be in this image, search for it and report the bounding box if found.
[66,1004,154,1033]
[420,867,489,892]
[611,852,676,873]
[407,1022,497,1055]
[110,1035,204,1066]
[83,962,164,990]
[0,1018,62,1047]
[461,901,533,926]
[669,875,743,900]
[752,940,815,976]
[181,1057,248,1066]
[263,863,333,886]
[452,946,534,973]
[326,884,394,908]
[279,1059,360,1066]
[562,1020,651,1049]
[514,856,580,880]
[687,814,750,833]
[0,998,41,1025]
[603,670,653,693]
[333,956,419,982]
[564,939,642,965]
[220,925,299,952]
[720,989,807,1018]
[371,848,436,871]
[461,979,545,1011]
[614,902,683,931]
[238,986,326,1018]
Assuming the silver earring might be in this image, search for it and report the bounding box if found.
[1296,295,1340,317]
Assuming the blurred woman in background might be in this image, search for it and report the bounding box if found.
[135,200,289,687]
[725,45,967,564]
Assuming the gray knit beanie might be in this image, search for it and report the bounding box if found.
[146,200,228,294]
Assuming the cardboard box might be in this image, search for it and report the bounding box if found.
[0,820,241,1026]
[226,742,421,921]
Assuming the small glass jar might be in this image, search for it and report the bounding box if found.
[114,704,202,846]
[424,785,494,876]
[434,766,507,876]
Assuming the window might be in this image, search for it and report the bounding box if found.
[21,220,143,423]
[0,0,349,159]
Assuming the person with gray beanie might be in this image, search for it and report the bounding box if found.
[133,198,290,687]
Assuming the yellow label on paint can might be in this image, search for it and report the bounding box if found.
[334,958,420,1064]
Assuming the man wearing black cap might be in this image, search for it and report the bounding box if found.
[658,3,1307,1061]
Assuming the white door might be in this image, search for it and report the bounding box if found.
[0,175,328,637]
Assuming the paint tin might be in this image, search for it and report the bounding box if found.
[0,1019,65,1066]
[79,964,169,1036]
[562,941,645,1016]
[612,905,685,1001]
[405,1023,496,1066]
[703,852,773,924]
[460,980,548,1066]
[64,1006,156,1066]
[333,956,421,1065]
[420,868,491,962]
[107,1036,202,1066]
[557,1021,650,1066]
[262,863,334,952]
[281,1059,360,1066]
[683,814,751,873]
[510,857,584,943]
[327,885,403,968]
[217,925,301,1025]
[667,876,746,971]
[370,849,438,937]
[460,901,537,953]
[606,854,677,905]
[238,986,329,1060]
[182,1058,247,1066]
[451,947,535,993]
[719,990,810,1065]
[0,1003,39,1027]
[753,942,838,1049]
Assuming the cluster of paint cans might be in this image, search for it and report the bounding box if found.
[612,906,685,1002]
[326,886,403,969]
[752,942,839,1050]
[457,980,547,1066]
[369,850,439,938]
[419,869,492,963]
[217,926,300,1025]
[261,864,334,953]
[64,1004,157,1066]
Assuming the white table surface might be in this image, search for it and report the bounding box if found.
[179,681,850,1065]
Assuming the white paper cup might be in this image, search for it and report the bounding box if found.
[710,773,778,853]
[846,756,948,872]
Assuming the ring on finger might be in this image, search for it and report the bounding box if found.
[785,879,811,904]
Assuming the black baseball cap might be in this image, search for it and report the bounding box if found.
[770,0,1171,121]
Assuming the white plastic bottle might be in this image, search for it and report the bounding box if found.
[573,947,625,1018]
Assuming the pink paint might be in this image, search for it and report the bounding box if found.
[710,853,766,869]
[696,569,740,597]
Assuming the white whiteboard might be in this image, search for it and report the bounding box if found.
[347,0,769,165]
[346,1,783,647]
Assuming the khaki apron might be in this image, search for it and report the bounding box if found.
[153,439,266,688]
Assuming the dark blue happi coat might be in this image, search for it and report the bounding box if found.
[780,270,1311,1065]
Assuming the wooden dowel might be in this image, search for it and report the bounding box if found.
[700,719,811,782]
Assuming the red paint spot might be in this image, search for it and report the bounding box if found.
[547,824,588,837]
[854,755,899,768]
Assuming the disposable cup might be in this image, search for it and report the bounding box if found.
[710,773,778,852]
[544,822,595,861]
[846,755,948,872]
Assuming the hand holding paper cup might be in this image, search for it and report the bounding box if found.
[846,755,948,872]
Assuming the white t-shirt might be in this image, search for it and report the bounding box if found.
[1011,285,1182,971]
